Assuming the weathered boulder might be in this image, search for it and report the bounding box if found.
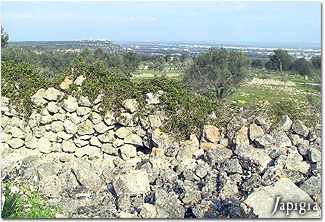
[292,120,309,138]
[249,123,264,141]
[62,140,77,153]
[122,99,139,113]
[7,138,24,149]
[124,134,143,147]
[71,159,104,192]
[31,88,47,106]
[60,76,73,90]
[115,127,132,139]
[140,203,158,218]
[155,189,185,218]
[63,96,78,113]
[308,148,321,163]
[235,145,271,171]
[64,119,78,134]
[278,115,292,131]
[204,147,233,164]
[113,170,150,196]
[119,144,137,159]
[149,115,162,128]
[235,126,250,146]
[244,178,320,218]
[146,92,160,105]
[76,106,91,116]
[78,120,95,135]
[74,75,86,86]
[203,125,220,143]
[44,87,64,101]
[300,176,321,197]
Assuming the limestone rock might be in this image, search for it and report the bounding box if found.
[155,189,185,218]
[203,125,220,143]
[308,148,321,163]
[47,102,59,113]
[75,145,102,159]
[94,122,111,134]
[200,142,217,151]
[204,147,233,164]
[272,131,292,147]
[222,158,243,174]
[235,145,271,170]
[31,88,47,106]
[146,92,160,105]
[249,123,264,141]
[7,138,24,149]
[78,96,92,107]
[62,140,77,153]
[90,136,102,147]
[104,111,115,125]
[149,115,162,128]
[292,120,309,138]
[64,119,77,134]
[122,99,139,113]
[124,134,143,147]
[101,143,117,155]
[115,127,132,139]
[285,149,310,174]
[44,87,64,101]
[63,96,78,113]
[71,159,104,192]
[140,203,158,218]
[278,115,293,131]
[76,106,91,116]
[235,126,250,146]
[98,131,115,143]
[244,178,320,218]
[60,76,73,90]
[38,137,58,153]
[120,144,137,159]
[78,120,95,135]
[74,75,86,86]
[116,112,134,126]
[300,176,321,197]
[113,170,150,196]
[39,175,63,198]
[51,121,64,133]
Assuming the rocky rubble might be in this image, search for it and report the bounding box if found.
[1,78,321,218]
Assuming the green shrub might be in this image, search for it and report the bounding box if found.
[1,183,60,219]
[1,61,61,115]
[184,48,250,98]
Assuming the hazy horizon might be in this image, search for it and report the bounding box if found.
[2,2,321,45]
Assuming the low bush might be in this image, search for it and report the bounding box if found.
[1,61,61,115]
[1,183,60,218]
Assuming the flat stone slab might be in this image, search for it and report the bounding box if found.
[113,170,150,196]
[244,178,321,218]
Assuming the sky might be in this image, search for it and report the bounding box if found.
[1,1,321,45]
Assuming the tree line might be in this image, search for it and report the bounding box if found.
[251,49,321,76]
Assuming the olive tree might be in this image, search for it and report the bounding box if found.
[184,48,250,98]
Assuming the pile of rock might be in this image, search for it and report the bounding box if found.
[1,82,321,218]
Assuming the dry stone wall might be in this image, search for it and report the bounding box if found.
[1,77,322,218]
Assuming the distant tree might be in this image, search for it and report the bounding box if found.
[264,60,277,70]
[311,56,321,70]
[122,51,141,74]
[1,26,9,48]
[251,59,263,69]
[94,48,105,59]
[290,58,313,75]
[266,49,293,72]
[184,48,250,98]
